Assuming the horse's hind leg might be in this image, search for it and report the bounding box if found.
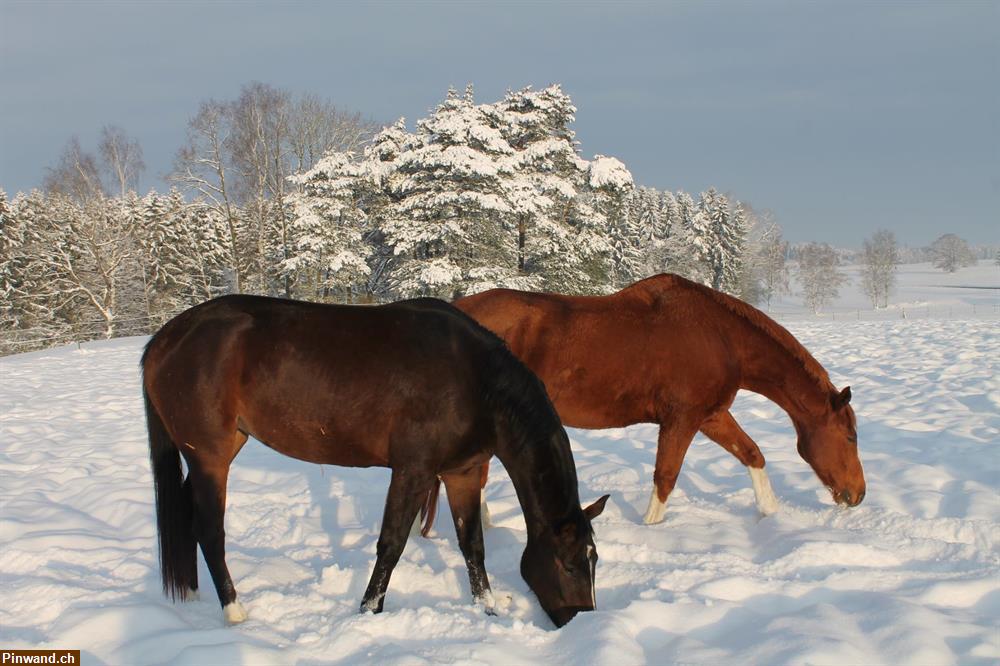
[179,476,199,600]
[700,411,779,516]
[478,460,492,530]
[645,417,701,524]
[361,468,435,614]
[442,466,495,614]
[185,446,245,624]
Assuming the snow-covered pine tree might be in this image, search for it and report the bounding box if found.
[0,189,20,328]
[1,191,38,347]
[699,188,747,294]
[283,151,371,302]
[386,87,517,298]
[628,186,667,275]
[588,155,636,290]
[675,191,712,284]
[486,84,598,292]
[1,192,75,351]
[362,118,414,300]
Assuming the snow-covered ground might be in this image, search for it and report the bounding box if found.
[1,262,997,665]
[770,259,999,320]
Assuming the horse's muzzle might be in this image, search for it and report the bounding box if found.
[836,488,865,506]
[547,605,593,628]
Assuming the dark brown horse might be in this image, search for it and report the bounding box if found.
[142,294,608,627]
[422,274,863,531]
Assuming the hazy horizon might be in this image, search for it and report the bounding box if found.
[2,1,997,248]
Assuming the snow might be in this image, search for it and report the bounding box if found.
[1,264,997,665]
[771,260,999,320]
[588,155,633,191]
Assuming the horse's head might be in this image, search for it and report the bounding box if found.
[797,385,866,506]
[520,494,609,627]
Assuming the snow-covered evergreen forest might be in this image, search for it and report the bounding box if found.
[0,85,772,354]
[0,84,991,355]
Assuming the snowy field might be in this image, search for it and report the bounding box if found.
[1,262,997,665]
[771,260,999,321]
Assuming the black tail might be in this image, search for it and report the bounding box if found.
[419,478,442,537]
[145,387,197,599]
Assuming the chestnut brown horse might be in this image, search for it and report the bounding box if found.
[142,294,608,627]
[422,273,863,531]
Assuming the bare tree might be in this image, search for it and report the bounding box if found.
[929,233,976,273]
[228,82,293,294]
[860,229,900,308]
[742,213,789,308]
[38,195,137,338]
[43,137,105,204]
[171,83,379,296]
[172,100,245,292]
[797,242,847,314]
[99,125,146,199]
[289,94,379,173]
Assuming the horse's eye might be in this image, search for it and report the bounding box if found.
[556,558,575,575]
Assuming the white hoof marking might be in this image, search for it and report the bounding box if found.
[361,594,383,614]
[475,590,497,615]
[223,600,248,625]
[642,486,667,524]
[181,588,200,602]
[748,466,780,516]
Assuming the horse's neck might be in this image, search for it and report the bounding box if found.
[732,316,832,424]
[495,430,578,539]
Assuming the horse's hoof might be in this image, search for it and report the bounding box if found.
[642,488,667,524]
[475,590,497,616]
[180,588,200,602]
[223,601,248,625]
[748,466,780,516]
[757,499,780,517]
[359,598,383,615]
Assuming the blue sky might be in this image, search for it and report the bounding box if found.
[1,1,996,247]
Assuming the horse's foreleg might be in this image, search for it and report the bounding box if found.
[645,419,701,524]
[700,411,779,516]
[187,461,244,624]
[443,466,495,615]
[361,468,435,614]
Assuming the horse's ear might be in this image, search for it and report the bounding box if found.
[583,494,610,521]
[831,386,852,410]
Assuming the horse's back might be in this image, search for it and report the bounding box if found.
[455,277,739,427]
[142,295,507,469]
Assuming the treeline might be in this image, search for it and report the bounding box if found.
[2,84,786,354]
[7,82,985,354]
